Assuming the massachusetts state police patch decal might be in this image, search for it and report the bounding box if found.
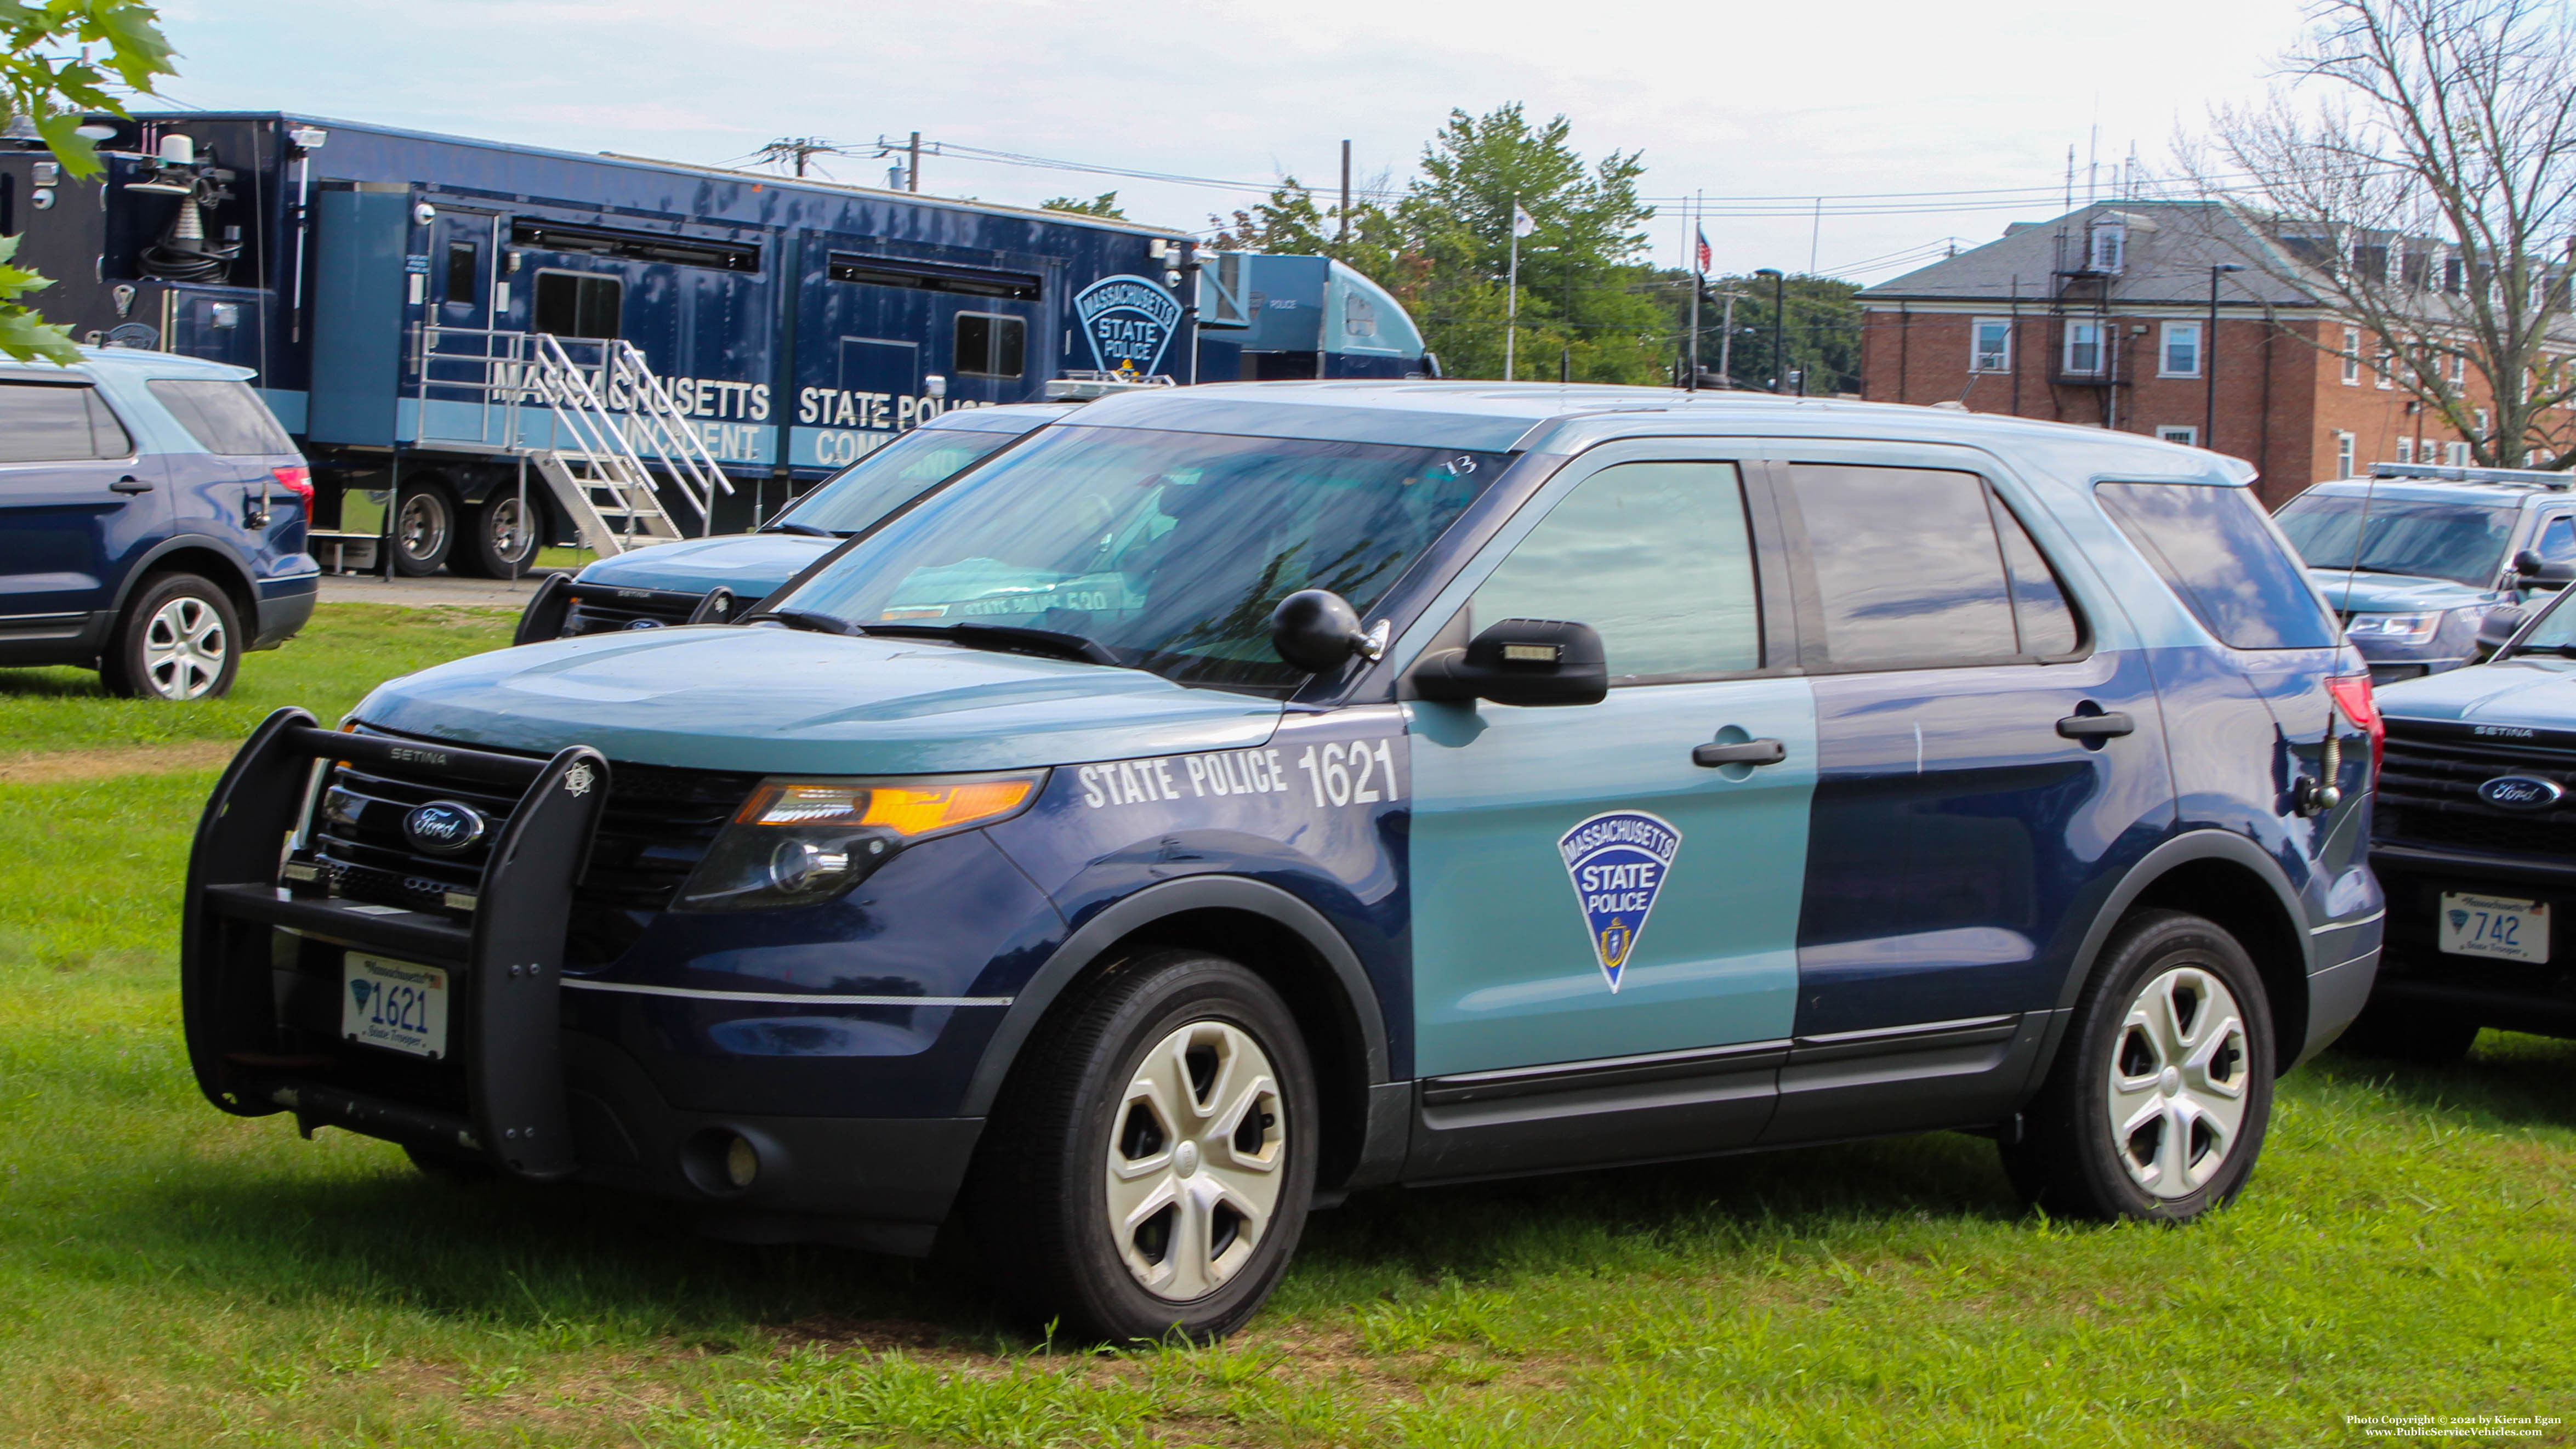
[1557,810,1681,993]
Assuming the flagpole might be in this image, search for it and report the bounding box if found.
[1685,193,1702,391]
[1505,196,1519,382]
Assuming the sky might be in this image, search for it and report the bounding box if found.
[147,0,2321,284]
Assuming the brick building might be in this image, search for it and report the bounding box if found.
[1858,201,2497,508]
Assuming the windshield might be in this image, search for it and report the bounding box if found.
[772,424,1510,693]
[2273,493,2516,588]
[773,426,1022,535]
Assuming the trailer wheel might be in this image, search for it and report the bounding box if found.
[454,490,541,579]
[391,479,458,577]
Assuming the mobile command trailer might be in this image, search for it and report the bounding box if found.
[0,112,1202,575]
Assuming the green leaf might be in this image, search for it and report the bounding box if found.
[93,1,176,88]
[0,302,82,364]
[33,110,101,178]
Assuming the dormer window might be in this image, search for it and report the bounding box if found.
[2088,220,2125,274]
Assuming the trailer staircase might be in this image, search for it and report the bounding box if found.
[415,328,735,556]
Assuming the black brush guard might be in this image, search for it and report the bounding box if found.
[181,707,609,1180]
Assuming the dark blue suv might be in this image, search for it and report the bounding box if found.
[0,348,316,698]
[182,383,2381,1341]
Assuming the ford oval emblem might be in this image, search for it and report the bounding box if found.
[403,800,488,855]
[2477,775,2566,811]
[625,618,663,630]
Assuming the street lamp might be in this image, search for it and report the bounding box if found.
[2205,263,2244,447]
[1755,268,1785,394]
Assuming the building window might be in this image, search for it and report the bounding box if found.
[2065,320,2103,376]
[531,271,622,339]
[2335,431,2356,479]
[2341,327,2361,385]
[1971,318,2012,373]
[2160,322,2203,377]
[2088,221,2125,274]
[2157,425,2199,446]
[2449,352,2467,384]
[2397,436,2416,464]
[2376,348,2396,389]
[2476,407,2491,435]
[2446,441,2471,466]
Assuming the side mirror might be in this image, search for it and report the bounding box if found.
[513,571,572,645]
[2477,604,2530,660]
[2514,548,2547,577]
[1409,618,1608,707]
[1268,589,1382,674]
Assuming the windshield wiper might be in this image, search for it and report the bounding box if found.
[753,608,860,635]
[861,621,1125,667]
[760,520,837,537]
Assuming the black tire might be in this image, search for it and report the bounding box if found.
[99,572,241,700]
[2333,1000,2480,1065]
[404,1144,493,1182]
[962,950,1317,1343]
[390,478,458,577]
[2001,910,2276,1221]
[452,488,541,579]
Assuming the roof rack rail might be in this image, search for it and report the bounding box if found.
[2368,461,2573,488]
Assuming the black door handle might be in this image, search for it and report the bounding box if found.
[2056,712,2135,740]
[109,476,153,495]
[1693,737,1787,768]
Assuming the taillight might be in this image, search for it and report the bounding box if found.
[271,465,313,519]
[2327,672,2383,779]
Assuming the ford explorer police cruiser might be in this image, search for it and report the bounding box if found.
[183,381,2382,1342]
[516,404,1072,641]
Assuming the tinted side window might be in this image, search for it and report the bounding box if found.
[1788,464,2018,669]
[83,390,133,457]
[2097,481,2339,649]
[533,272,622,339]
[0,383,114,463]
[145,379,293,455]
[2537,515,2576,564]
[444,241,480,305]
[1991,492,2080,655]
[954,313,1026,379]
[1472,460,1761,681]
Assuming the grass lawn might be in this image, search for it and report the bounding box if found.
[1,609,2569,1445]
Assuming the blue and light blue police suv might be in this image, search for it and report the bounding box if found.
[183,382,2383,1340]
[2349,578,2576,1062]
[515,404,1072,642]
[2,346,317,698]
[2272,463,2576,684]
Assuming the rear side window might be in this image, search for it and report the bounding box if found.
[146,379,294,456]
[0,383,130,462]
[1785,463,2081,670]
[2097,481,2339,649]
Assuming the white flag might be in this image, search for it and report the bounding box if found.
[1512,205,1535,238]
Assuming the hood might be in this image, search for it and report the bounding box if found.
[575,533,838,600]
[2308,567,2494,614]
[2377,655,2576,731]
[355,626,1283,774]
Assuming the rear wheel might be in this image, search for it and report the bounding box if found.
[963,950,1316,1343]
[2002,910,2274,1221]
[453,489,541,579]
[100,572,240,700]
[391,479,457,577]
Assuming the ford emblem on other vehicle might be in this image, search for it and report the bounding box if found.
[626,618,663,630]
[2478,775,2566,811]
[403,800,489,854]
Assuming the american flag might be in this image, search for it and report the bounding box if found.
[1694,228,1712,275]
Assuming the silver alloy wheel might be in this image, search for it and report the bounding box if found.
[397,490,450,562]
[141,595,228,700]
[1104,1019,1288,1301]
[487,495,534,565]
[2108,965,2250,1198]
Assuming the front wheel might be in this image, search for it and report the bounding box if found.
[2001,910,2275,1221]
[963,950,1317,1343]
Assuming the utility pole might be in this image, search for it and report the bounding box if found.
[1716,289,1738,387]
[1339,139,1351,245]
[1506,198,1527,381]
[907,131,921,192]
[1685,192,1702,391]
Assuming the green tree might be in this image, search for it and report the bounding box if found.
[1,0,177,362]
[1041,191,1125,219]
[1661,271,1863,393]
[1397,105,1667,383]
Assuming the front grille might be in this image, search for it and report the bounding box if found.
[562,583,706,635]
[2374,726,2576,862]
[300,730,757,965]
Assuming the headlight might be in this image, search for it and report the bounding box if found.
[2344,611,2440,641]
[674,771,1045,912]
